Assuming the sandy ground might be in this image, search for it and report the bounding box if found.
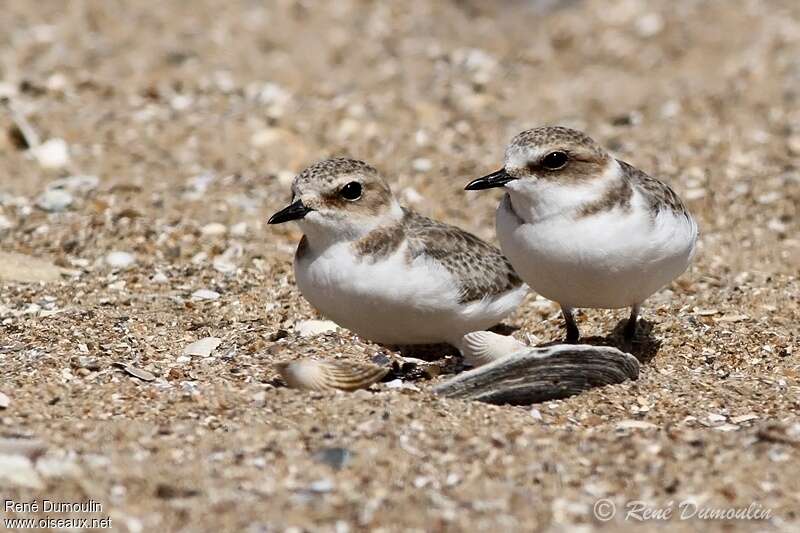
[1,0,799,531]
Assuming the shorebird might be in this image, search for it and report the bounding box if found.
[466,126,697,343]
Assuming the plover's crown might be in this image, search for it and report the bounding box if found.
[293,158,384,190]
[509,126,606,158]
[353,208,524,304]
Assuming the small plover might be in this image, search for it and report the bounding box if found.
[466,126,697,343]
[269,158,527,349]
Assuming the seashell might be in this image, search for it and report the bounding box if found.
[293,319,338,338]
[275,360,389,392]
[434,345,640,405]
[183,337,222,358]
[460,331,527,367]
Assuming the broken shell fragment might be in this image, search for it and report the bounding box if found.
[276,360,389,392]
[460,331,527,367]
[183,337,221,358]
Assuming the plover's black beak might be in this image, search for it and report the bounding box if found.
[268,199,312,224]
[464,169,516,190]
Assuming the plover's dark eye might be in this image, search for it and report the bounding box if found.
[541,151,568,170]
[340,181,362,201]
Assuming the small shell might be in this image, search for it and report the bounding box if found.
[276,360,389,392]
[460,331,527,367]
[183,337,222,357]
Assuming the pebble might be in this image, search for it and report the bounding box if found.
[453,48,497,85]
[36,188,74,212]
[730,413,759,424]
[115,363,155,382]
[787,136,800,155]
[756,191,780,205]
[192,289,221,301]
[307,479,334,493]
[212,258,236,274]
[31,138,70,169]
[49,175,99,194]
[230,222,248,236]
[0,455,44,489]
[0,251,67,282]
[277,170,295,187]
[247,82,292,117]
[170,94,193,111]
[635,13,665,37]
[250,128,282,148]
[212,244,242,274]
[0,215,13,231]
[37,456,83,478]
[384,379,420,391]
[0,391,9,409]
[313,447,352,470]
[530,297,559,316]
[684,188,706,201]
[201,222,227,237]
[412,158,432,172]
[767,218,788,235]
[0,438,46,460]
[616,419,658,430]
[183,337,222,358]
[106,251,136,269]
[294,319,338,337]
[0,81,17,98]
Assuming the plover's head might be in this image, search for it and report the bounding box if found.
[465,126,613,194]
[268,158,402,241]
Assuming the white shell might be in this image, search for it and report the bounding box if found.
[31,138,70,169]
[183,337,222,358]
[276,360,388,392]
[294,319,338,338]
[460,331,527,367]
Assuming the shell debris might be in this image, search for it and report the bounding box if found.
[276,360,389,392]
[183,337,222,358]
[294,319,339,338]
[460,330,528,367]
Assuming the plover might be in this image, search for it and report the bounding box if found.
[268,158,527,350]
[466,126,697,343]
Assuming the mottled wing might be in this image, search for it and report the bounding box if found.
[403,209,523,304]
[618,160,691,221]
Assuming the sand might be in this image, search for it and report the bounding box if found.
[1,0,798,531]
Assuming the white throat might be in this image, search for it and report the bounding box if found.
[505,159,620,223]
[297,201,404,250]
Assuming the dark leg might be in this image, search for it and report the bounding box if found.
[624,303,641,341]
[561,305,580,343]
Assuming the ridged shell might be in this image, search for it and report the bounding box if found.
[460,331,527,367]
[434,345,640,405]
[276,360,389,392]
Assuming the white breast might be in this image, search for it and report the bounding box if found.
[496,193,697,309]
[294,240,525,345]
